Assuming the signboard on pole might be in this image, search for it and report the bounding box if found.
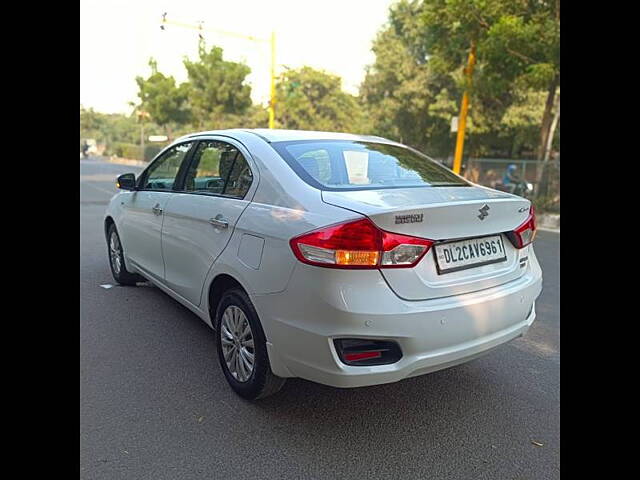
[148,135,168,142]
[450,116,459,133]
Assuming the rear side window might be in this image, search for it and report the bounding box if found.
[271,140,468,191]
[224,153,253,198]
[184,140,253,198]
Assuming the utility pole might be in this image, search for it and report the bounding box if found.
[452,41,477,175]
[161,15,277,129]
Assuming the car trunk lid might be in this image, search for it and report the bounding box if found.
[322,186,531,300]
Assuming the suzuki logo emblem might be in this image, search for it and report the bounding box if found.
[478,204,490,220]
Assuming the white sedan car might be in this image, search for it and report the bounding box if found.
[105,129,542,399]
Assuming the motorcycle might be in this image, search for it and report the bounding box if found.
[494,180,534,198]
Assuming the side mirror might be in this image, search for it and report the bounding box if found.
[116,173,137,190]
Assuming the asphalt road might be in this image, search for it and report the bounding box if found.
[80,158,560,480]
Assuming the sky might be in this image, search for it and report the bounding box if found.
[80,0,397,114]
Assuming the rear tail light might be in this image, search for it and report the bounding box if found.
[290,218,433,269]
[507,205,537,249]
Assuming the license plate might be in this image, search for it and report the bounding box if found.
[434,235,507,274]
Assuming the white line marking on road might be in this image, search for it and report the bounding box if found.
[100,284,114,289]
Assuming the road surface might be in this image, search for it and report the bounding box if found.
[80,158,560,480]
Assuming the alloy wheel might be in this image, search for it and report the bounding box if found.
[109,232,122,275]
[220,305,255,382]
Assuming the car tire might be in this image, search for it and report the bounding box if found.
[107,224,143,286]
[215,288,286,400]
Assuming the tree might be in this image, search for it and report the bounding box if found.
[80,106,104,147]
[412,0,560,162]
[80,106,146,152]
[135,59,190,140]
[361,0,529,160]
[276,66,366,133]
[360,19,457,158]
[80,106,102,135]
[242,104,270,129]
[477,0,560,190]
[183,41,252,129]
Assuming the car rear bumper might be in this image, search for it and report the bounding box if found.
[252,254,542,388]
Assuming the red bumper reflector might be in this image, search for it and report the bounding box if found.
[343,351,382,362]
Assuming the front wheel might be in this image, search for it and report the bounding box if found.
[215,289,286,400]
[107,224,143,286]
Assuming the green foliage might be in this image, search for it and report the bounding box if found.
[81,106,161,157]
[276,66,367,133]
[361,0,559,161]
[481,8,560,91]
[111,142,142,160]
[360,24,456,157]
[414,0,559,159]
[242,105,270,128]
[183,41,252,129]
[135,59,191,133]
[80,106,141,146]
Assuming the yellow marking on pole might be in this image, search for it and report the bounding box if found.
[268,31,276,129]
[452,42,477,175]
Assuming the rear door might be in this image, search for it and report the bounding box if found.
[161,138,257,306]
[119,141,194,281]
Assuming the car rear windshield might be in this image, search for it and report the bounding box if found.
[271,140,468,191]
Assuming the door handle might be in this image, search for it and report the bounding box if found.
[209,215,229,229]
[152,203,163,215]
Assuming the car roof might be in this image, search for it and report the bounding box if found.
[176,128,400,145]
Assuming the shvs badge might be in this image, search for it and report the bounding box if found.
[395,213,423,224]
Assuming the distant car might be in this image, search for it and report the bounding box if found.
[105,129,542,400]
